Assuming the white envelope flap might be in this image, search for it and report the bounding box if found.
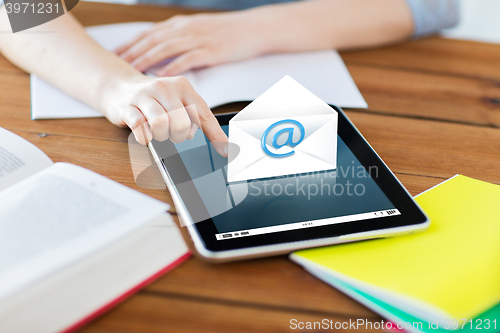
[230,76,336,122]
[294,115,338,167]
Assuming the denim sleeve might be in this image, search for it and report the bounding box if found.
[404,0,460,37]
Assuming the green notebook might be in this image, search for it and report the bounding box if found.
[309,268,499,333]
[291,175,500,332]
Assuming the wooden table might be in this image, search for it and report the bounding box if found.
[1,2,499,332]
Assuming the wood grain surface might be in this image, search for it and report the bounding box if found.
[1,2,499,332]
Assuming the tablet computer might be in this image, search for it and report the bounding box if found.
[149,106,429,262]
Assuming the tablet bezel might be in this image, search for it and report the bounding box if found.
[150,105,429,257]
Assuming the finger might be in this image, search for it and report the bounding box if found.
[193,100,228,157]
[167,105,192,143]
[115,30,149,55]
[184,104,200,140]
[119,35,159,63]
[119,29,182,63]
[187,123,198,140]
[145,82,192,143]
[123,105,153,145]
[115,14,190,55]
[154,79,200,141]
[157,49,211,76]
[130,37,196,72]
[184,103,201,127]
[135,97,171,142]
[178,83,227,155]
[115,21,170,55]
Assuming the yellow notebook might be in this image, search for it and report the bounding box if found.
[291,175,500,324]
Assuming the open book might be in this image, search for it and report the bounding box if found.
[30,22,367,119]
[0,127,190,333]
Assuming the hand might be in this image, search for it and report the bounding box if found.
[103,74,228,156]
[115,12,268,76]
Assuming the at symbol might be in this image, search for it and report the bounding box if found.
[261,119,305,157]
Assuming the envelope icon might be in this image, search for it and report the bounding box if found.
[228,75,338,183]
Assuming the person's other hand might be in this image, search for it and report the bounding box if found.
[114,12,267,76]
[103,74,228,156]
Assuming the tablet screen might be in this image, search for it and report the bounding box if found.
[166,123,399,241]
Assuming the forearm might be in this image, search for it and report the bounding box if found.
[0,8,142,114]
[246,0,414,53]
[0,7,228,151]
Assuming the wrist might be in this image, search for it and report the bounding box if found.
[97,71,145,124]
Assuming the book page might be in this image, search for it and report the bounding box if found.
[0,162,170,303]
[0,127,53,192]
[0,214,190,333]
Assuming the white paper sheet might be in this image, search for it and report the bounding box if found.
[193,50,366,109]
[31,22,367,120]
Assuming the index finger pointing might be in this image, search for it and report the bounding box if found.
[178,78,228,156]
[198,104,228,157]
